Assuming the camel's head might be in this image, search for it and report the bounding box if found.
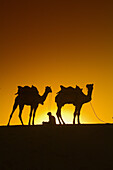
[45,86,52,93]
[86,84,94,91]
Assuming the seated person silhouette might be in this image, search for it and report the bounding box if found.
[43,112,56,125]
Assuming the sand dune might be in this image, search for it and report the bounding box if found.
[0,124,113,170]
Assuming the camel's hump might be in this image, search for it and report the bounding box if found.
[76,85,83,92]
[56,85,83,96]
[15,85,39,95]
[60,85,75,90]
[56,85,75,95]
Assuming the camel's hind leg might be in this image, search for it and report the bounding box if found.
[19,105,24,125]
[56,107,62,124]
[7,96,19,126]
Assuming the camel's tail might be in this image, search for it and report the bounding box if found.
[7,96,19,126]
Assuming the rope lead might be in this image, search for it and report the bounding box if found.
[90,102,107,123]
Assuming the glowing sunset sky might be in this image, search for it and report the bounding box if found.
[0,0,113,125]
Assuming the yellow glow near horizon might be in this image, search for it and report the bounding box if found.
[35,105,85,125]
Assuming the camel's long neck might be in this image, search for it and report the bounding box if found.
[84,88,93,103]
[41,90,49,103]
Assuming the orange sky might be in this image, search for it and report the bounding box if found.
[0,0,113,125]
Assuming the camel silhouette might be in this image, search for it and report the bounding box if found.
[55,84,94,124]
[8,85,52,126]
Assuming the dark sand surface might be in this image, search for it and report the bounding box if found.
[0,124,113,170]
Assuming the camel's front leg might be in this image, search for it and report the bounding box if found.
[56,107,65,125]
[73,107,77,124]
[28,106,33,125]
[19,105,24,125]
[32,106,38,125]
[7,96,19,126]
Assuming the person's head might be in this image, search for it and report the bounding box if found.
[47,112,52,116]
